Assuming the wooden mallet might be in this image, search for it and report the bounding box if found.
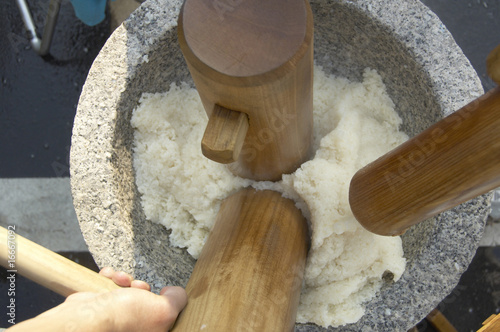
[174,0,314,330]
[349,44,500,236]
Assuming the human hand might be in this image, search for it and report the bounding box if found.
[8,267,187,332]
[94,267,188,331]
[98,266,152,290]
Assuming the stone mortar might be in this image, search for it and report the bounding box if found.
[70,0,490,330]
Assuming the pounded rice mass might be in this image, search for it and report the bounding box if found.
[131,66,408,328]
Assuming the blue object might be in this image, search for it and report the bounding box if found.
[70,0,108,26]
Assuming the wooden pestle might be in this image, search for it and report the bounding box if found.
[177,0,314,181]
[349,45,500,236]
[174,0,314,330]
[171,189,309,331]
[487,44,500,85]
[0,225,119,297]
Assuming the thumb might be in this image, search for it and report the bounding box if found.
[160,286,188,329]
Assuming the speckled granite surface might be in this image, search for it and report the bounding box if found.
[70,0,489,330]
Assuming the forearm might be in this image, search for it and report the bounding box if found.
[5,282,186,332]
[7,316,111,332]
[7,294,115,332]
[7,316,109,332]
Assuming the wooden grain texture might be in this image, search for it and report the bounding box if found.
[426,309,458,332]
[349,86,500,236]
[487,44,500,85]
[171,188,310,332]
[201,104,249,164]
[178,0,314,181]
[0,226,119,297]
[478,313,500,332]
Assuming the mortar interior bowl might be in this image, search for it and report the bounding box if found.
[70,0,489,330]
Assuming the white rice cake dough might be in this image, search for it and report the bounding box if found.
[131,66,408,328]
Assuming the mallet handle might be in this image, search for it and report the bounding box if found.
[349,86,500,236]
[0,226,119,297]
